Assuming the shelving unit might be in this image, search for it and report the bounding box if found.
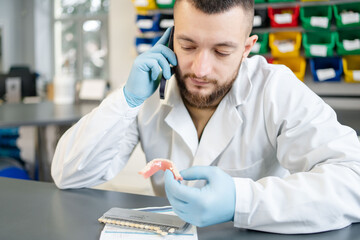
[254,0,359,9]
[252,25,360,33]
[251,0,360,102]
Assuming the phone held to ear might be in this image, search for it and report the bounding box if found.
[159,27,175,99]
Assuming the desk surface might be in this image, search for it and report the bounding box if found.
[0,101,359,134]
[0,177,359,240]
[0,101,98,127]
[335,109,360,135]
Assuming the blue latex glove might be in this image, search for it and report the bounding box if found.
[124,28,177,107]
[164,166,236,227]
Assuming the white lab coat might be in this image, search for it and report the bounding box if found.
[51,55,360,233]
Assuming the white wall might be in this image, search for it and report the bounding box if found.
[20,0,35,69]
[108,0,137,89]
[0,0,22,72]
[34,0,52,83]
[0,0,35,72]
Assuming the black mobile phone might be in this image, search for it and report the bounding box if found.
[159,27,175,99]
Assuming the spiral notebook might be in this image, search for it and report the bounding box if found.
[99,206,198,240]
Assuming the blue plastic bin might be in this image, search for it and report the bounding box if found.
[0,147,21,159]
[0,157,30,180]
[0,128,19,137]
[310,57,343,82]
[135,37,153,54]
[156,13,174,32]
[0,135,18,147]
[136,14,159,33]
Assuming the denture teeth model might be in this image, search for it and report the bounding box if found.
[138,158,183,181]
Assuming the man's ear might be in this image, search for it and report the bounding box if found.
[242,35,258,60]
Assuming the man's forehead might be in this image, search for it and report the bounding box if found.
[177,34,238,48]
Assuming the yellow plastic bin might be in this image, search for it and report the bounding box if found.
[273,57,306,81]
[269,32,302,57]
[132,0,158,14]
[342,55,360,83]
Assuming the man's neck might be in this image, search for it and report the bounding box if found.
[185,103,218,141]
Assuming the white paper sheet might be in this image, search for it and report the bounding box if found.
[100,224,198,240]
[310,16,329,28]
[310,45,328,57]
[274,13,292,24]
[251,42,261,53]
[316,68,336,81]
[341,12,360,25]
[353,70,360,81]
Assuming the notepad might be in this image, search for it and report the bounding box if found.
[99,206,198,240]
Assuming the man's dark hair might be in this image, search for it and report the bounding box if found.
[174,0,254,34]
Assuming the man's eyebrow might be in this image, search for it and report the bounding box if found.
[177,34,237,48]
[214,42,237,48]
[177,35,196,43]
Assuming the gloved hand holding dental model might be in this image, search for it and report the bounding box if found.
[123,28,177,107]
[164,166,236,227]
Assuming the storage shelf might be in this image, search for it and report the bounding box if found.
[250,56,360,97]
[250,50,341,59]
[306,79,360,97]
[255,0,360,10]
[252,25,360,33]
[303,64,360,97]
[144,0,360,14]
[252,0,360,99]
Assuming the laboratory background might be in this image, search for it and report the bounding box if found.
[0,0,360,196]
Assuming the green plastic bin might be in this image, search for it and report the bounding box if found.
[302,31,337,57]
[300,5,332,30]
[255,0,266,3]
[333,3,360,28]
[250,33,269,55]
[268,0,295,2]
[336,30,360,55]
[156,0,175,9]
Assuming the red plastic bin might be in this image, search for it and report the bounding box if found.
[268,5,300,28]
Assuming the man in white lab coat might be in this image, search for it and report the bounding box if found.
[51,0,360,234]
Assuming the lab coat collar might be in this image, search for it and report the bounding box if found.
[162,59,252,160]
[163,79,199,156]
[227,58,252,107]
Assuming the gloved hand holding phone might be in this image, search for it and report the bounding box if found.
[164,166,236,227]
[124,27,177,107]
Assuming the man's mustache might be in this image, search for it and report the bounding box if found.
[183,73,218,85]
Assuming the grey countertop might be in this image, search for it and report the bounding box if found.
[0,177,359,240]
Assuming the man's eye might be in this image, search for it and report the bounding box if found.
[181,46,195,51]
[216,51,230,57]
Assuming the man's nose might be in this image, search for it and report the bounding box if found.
[191,50,212,78]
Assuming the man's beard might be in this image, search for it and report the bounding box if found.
[174,61,242,109]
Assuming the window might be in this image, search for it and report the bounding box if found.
[0,27,2,72]
[53,0,109,81]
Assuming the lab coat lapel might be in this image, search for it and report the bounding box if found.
[163,78,198,157]
[193,62,252,166]
[193,101,242,166]
[162,60,252,163]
